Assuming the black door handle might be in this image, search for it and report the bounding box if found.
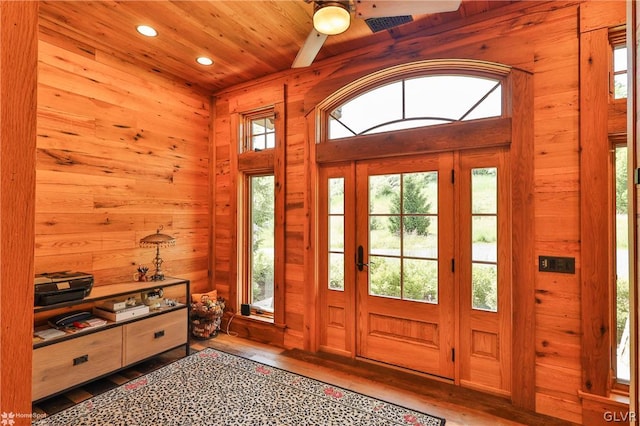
[357,245,368,271]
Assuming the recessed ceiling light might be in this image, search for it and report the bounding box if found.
[136,25,158,37]
[196,57,214,66]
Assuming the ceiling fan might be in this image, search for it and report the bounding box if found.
[292,0,462,68]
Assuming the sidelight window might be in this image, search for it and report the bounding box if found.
[471,168,498,312]
[328,178,346,291]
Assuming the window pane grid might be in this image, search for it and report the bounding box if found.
[368,172,439,303]
[247,114,275,151]
[471,168,498,312]
[329,75,502,140]
[328,178,345,291]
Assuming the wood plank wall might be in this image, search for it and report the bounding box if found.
[35,22,211,293]
[0,2,38,420]
[211,1,625,423]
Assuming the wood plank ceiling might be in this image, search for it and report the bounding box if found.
[38,1,518,93]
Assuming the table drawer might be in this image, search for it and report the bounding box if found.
[32,327,122,401]
[123,309,187,365]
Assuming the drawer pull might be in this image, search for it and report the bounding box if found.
[154,330,165,339]
[73,354,89,366]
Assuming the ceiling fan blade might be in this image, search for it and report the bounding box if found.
[292,29,329,68]
[354,0,461,19]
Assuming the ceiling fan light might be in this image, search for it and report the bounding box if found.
[313,2,350,35]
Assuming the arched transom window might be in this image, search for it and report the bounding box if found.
[328,74,503,140]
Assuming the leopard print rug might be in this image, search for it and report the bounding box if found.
[33,348,445,425]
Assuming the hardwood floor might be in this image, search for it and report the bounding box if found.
[197,333,579,426]
[34,332,579,425]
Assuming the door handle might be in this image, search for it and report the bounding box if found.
[357,245,368,271]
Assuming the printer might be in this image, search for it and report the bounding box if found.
[34,271,94,306]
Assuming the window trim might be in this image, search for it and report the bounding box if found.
[232,101,286,327]
[242,109,277,153]
[243,172,276,319]
[609,28,627,100]
[311,61,536,408]
[315,60,513,165]
[610,135,630,392]
[316,59,512,146]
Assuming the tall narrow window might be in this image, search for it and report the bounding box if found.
[471,168,498,312]
[328,178,345,291]
[247,175,275,314]
[613,145,629,384]
[238,105,280,319]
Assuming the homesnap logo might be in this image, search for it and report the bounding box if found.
[0,412,46,424]
[0,412,15,425]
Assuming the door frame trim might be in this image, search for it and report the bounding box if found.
[309,67,535,409]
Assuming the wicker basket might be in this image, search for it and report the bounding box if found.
[190,296,224,339]
[190,315,222,339]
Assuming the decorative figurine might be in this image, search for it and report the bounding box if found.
[134,265,149,282]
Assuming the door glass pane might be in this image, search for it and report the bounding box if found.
[369,174,399,214]
[329,216,344,251]
[471,168,498,312]
[329,253,345,291]
[369,171,438,303]
[370,217,401,256]
[328,178,345,291]
[369,256,401,298]
[472,168,497,214]
[403,217,437,258]
[404,259,438,303]
[329,178,344,214]
[403,172,437,214]
[472,263,497,312]
[472,216,497,262]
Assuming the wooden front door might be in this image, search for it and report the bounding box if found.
[355,153,456,378]
[318,148,511,393]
